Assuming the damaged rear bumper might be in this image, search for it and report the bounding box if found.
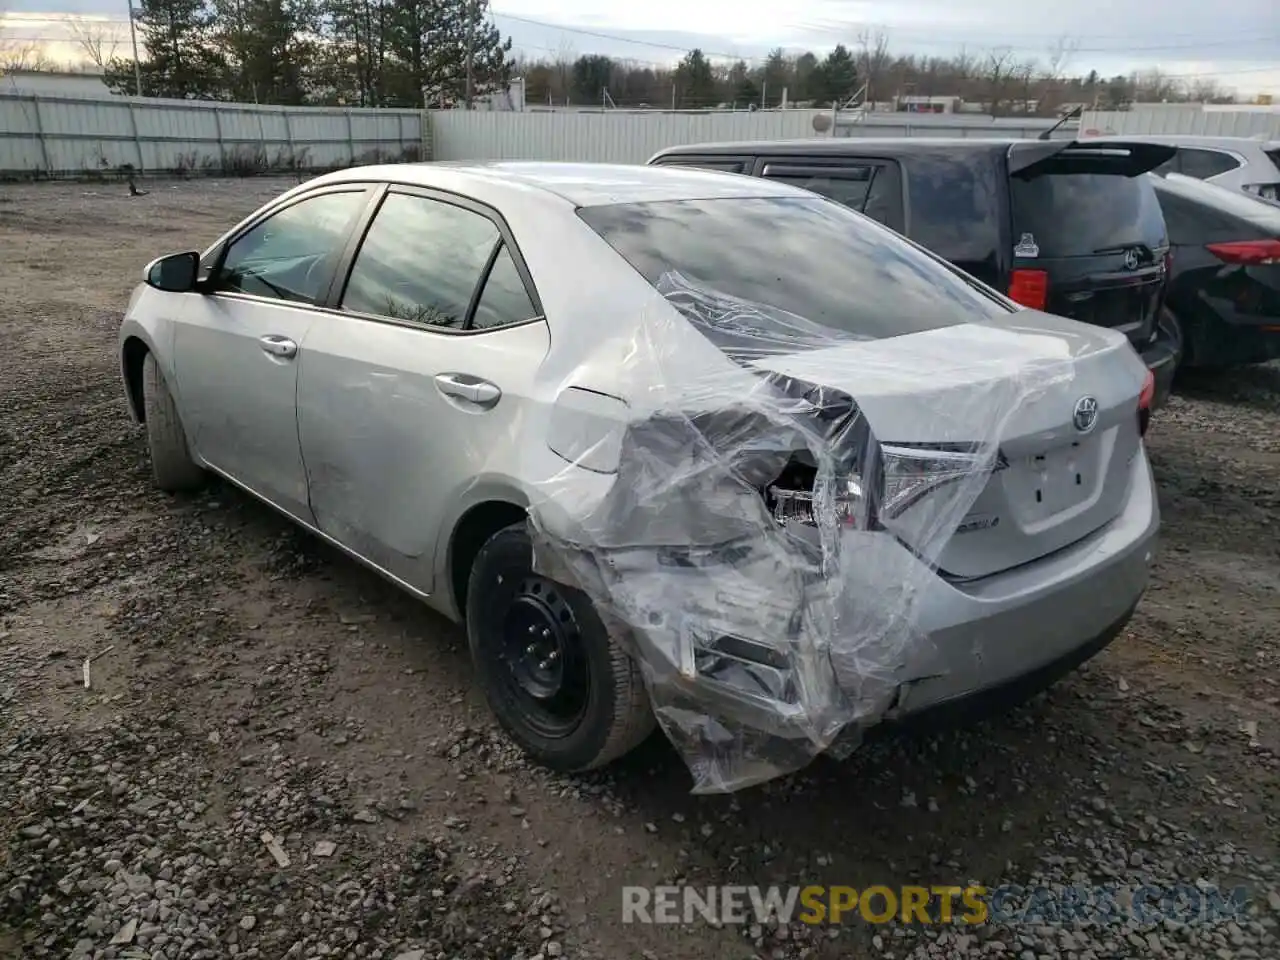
[611,445,1159,746]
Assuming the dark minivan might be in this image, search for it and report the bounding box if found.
[648,138,1180,405]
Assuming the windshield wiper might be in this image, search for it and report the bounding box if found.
[1092,242,1152,255]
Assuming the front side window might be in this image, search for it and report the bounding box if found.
[214,190,367,303]
[341,193,500,329]
[578,196,1012,349]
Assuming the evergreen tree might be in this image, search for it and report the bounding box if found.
[213,0,324,104]
[674,48,715,108]
[104,0,225,98]
[571,54,613,105]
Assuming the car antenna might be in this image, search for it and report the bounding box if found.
[1038,104,1084,142]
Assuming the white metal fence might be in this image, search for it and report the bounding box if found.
[4,94,1276,178]
[424,109,1067,163]
[1081,106,1280,139]
[0,93,425,177]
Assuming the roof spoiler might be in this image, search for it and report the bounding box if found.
[1009,140,1178,178]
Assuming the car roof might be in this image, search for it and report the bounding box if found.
[651,137,1025,158]
[310,160,807,208]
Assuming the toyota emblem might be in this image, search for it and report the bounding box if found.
[1073,396,1100,434]
[1123,248,1140,271]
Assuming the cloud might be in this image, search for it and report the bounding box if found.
[4,0,1278,94]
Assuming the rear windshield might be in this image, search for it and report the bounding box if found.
[577,196,1013,345]
[1156,174,1280,230]
[1010,172,1168,258]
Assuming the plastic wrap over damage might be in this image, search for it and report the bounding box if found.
[525,271,1081,793]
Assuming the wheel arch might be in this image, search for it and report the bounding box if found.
[121,334,151,423]
[445,496,530,623]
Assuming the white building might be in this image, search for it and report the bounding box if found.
[0,70,113,98]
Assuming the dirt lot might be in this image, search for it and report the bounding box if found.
[1,178,1278,960]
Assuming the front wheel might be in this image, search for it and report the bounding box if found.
[141,352,205,492]
[465,523,654,771]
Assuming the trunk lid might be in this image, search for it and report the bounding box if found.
[750,313,1148,579]
[1008,142,1172,351]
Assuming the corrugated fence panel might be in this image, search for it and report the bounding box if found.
[1082,108,1280,139]
[0,93,424,177]
[427,110,826,162]
[425,110,1074,162]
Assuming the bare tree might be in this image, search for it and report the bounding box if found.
[1039,34,1079,114]
[854,27,890,103]
[1013,58,1039,114]
[0,41,56,72]
[66,17,120,69]
[983,47,1015,116]
[551,37,575,104]
[1132,67,1183,103]
[1188,77,1229,103]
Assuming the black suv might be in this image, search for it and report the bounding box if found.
[649,138,1180,406]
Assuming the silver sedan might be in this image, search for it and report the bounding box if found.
[119,162,1159,791]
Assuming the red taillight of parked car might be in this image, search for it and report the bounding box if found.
[1205,239,1280,266]
[1008,269,1049,310]
[1138,369,1155,438]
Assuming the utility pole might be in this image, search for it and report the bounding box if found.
[464,0,475,109]
[127,0,143,97]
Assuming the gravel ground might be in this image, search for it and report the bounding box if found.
[1,177,1278,960]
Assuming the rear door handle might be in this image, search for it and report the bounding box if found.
[259,335,298,359]
[434,373,501,406]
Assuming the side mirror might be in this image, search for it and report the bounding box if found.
[144,252,201,293]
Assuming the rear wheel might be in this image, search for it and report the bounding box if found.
[465,523,654,771]
[1158,306,1186,372]
[141,352,204,492]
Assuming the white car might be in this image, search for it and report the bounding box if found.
[118,163,1159,791]
[1083,133,1280,200]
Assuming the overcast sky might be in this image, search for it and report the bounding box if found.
[3,0,1278,95]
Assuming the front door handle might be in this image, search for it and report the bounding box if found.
[434,373,501,406]
[259,335,298,359]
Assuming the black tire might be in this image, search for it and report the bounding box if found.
[466,522,654,771]
[1158,306,1186,373]
[141,351,205,492]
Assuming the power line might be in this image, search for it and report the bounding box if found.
[794,22,1280,54]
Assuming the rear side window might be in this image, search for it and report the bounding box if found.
[342,193,499,329]
[1010,172,1168,258]
[471,243,540,330]
[900,152,1003,281]
[577,196,1012,345]
[758,160,905,231]
[1178,148,1240,180]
